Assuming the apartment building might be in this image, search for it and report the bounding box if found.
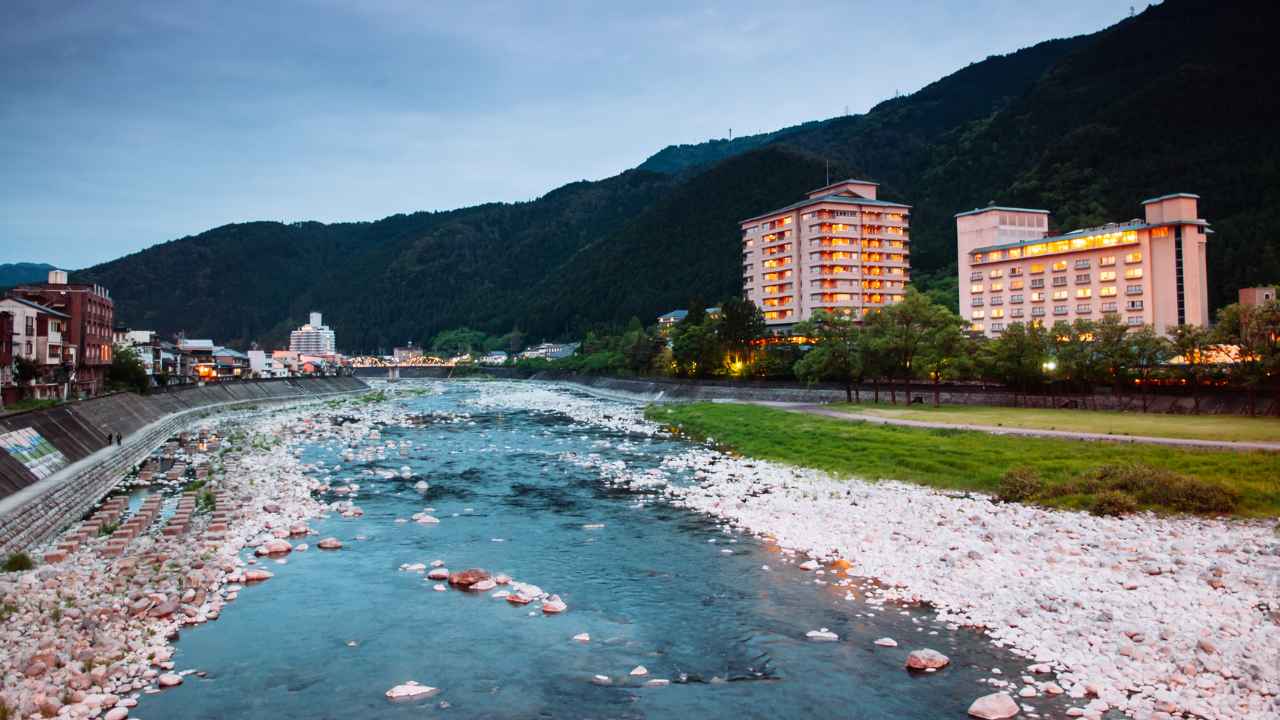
[741,180,911,329]
[13,270,115,393]
[290,312,337,355]
[955,193,1210,337]
[0,295,72,399]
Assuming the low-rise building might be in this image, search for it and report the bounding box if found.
[956,193,1211,337]
[477,351,508,365]
[1239,287,1276,308]
[741,179,911,329]
[0,295,72,399]
[247,350,289,378]
[13,270,114,394]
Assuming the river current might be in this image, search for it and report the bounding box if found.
[139,382,1042,719]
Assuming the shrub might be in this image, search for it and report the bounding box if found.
[98,522,119,537]
[2,553,34,572]
[997,466,1043,503]
[1091,490,1139,516]
[1079,463,1240,515]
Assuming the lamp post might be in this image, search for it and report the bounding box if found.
[1042,361,1056,408]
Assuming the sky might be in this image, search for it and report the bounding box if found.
[0,0,1141,268]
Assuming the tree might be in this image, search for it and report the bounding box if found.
[1051,319,1097,410]
[432,327,488,357]
[1092,313,1133,413]
[106,344,149,394]
[990,322,1043,407]
[13,356,41,400]
[1213,304,1272,417]
[919,311,971,408]
[508,328,524,356]
[1253,300,1280,418]
[793,309,863,403]
[1127,324,1169,413]
[866,288,935,405]
[670,306,724,378]
[1168,323,1214,415]
[718,297,767,368]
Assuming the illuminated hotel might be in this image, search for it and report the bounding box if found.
[955,193,1210,337]
[740,180,911,329]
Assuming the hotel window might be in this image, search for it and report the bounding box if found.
[1100,256,1116,267]
[1031,307,1045,316]
[1010,294,1023,303]
[763,243,791,256]
[888,214,903,221]
[763,270,791,281]
[744,226,759,234]
[990,309,1004,318]
[743,276,754,284]
[972,253,983,263]
[991,323,1005,332]
[1011,308,1024,317]
[1031,292,1045,302]
[990,283,1003,292]
[1126,284,1144,295]
[1009,267,1023,276]
[972,323,984,332]
[990,296,1003,305]
[988,251,1002,260]
[1100,286,1117,297]
[1128,316,1143,326]
[971,284,984,293]
[1052,277,1067,287]
[1053,306,1068,315]
[971,298,984,307]
[1008,248,1022,259]
[1100,271,1116,281]
[1077,304,1092,313]
[888,227,904,235]
[762,257,792,268]
[764,309,794,320]
[1076,288,1091,298]
[972,311,985,319]
[1075,260,1091,269]
[746,289,754,298]
[971,272,983,281]
[1053,290,1068,300]
[1100,302,1117,312]
[743,251,754,259]
[1052,261,1067,272]
[1075,274,1091,283]
[1151,227,1169,238]
[989,269,1003,279]
[1030,278,1044,288]
[1125,268,1143,279]
[763,297,793,307]
[1125,253,1142,263]
[1010,280,1023,290]
[1126,300,1144,310]
[1030,264,1044,274]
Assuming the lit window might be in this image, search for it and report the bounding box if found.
[972,310,985,319]
[1125,268,1143,279]
[1030,264,1044,274]
[972,253,983,263]
[1100,271,1116,281]
[972,323,984,331]
[1100,287,1116,297]
[1076,288,1091,298]
[1009,267,1023,276]
[989,269,1004,279]
[1100,256,1116,266]
[1007,248,1022,259]
[990,283,1003,292]
[1052,261,1066,271]
[1151,227,1169,238]
[971,284,984,293]
[990,309,1004,318]
[1125,253,1142,263]
[1031,292,1044,301]
[1010,281,1023,290]
[1053,290,1068,300]
[989,251,1003,260]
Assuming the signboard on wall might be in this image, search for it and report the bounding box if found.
[0,428,68,480]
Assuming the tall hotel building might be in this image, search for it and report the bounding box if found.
[956,193,1210,337]
[741,180,911,329]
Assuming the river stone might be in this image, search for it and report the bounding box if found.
[874,638,898,647]
[104,708,128,720]
[806,630,839,641]
[317,538,342,549]
[573,633,590,642]
[158,673,183,687]
[24,661,46,678]
[386,682,436,699]
[149,601,180,618]
[430,560,445,567]
[906,649,950,669]
[494,573,511,584]
[427,568,449,580]
[630,666,648,676]
[257,539,292,555]
[967,693,1019,719]
[417,516,440,524]
[289,521,309,535]
[244,569,275,581]
[542,594,567,613]
[472,579,498,592]
[448,568,492,586]
[799,560,821,570]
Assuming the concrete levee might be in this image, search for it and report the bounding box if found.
[0,376,369,557]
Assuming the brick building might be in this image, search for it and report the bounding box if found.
[14,270,115,394]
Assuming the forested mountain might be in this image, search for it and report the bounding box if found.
[0,262,59,287]
[69,0,1279,352]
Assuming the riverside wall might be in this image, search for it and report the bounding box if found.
[0,376,367,557]
[529,373,1275,416]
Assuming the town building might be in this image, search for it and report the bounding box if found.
[247,350,289,378]
[656,307,721,331]
[392,346,423,363]
[955,193,1211,337]
[0,296,72,400]
[477,351,508,365]
[0,308,13,405]
[290,312,336,355]
[13,270,114,394]
[741,180,911,329]
[1239,287,1276,308]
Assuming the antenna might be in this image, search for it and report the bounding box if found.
[1128,5,1135,16]
[729,128,732,140]
[844,105,849,116]
[826,159,829,186]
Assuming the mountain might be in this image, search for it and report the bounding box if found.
[0,262,59,288]
[70,0,1279,350]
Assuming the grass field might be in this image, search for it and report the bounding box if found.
[826,402,1280,443]
[649,403,1280,517]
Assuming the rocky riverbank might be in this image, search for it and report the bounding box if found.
[472,382,1280,720]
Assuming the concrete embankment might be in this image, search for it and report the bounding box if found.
[0,376,367,556]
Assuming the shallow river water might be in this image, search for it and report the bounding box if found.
[141,383,1053,719]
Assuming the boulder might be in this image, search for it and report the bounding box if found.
[149,600,180,618]
[386,682,436,700]
[448,568,492,586]
[158,673,183,687]
[417,516,440,524]
[967,693,1019,719]
[494,573,511,584]
[573,633,590,642]
[317,538,343,550]
[255,539,292,555]
[906,649,950,669]
[104,707,129,720]
[472,579,498,592]
[630,666,648,676]
[244,569,275,581]
[427,568,449,580]
[874,638,898,647]
[806,629,839,641]
[542,594,567,613]
[288,522,309,535]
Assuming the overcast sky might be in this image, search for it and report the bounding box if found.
[0,0,1139,268]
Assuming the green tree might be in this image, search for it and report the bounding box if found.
[1213,304,1271,417]
[718,297,767,368]
[1127,324,1169,413]
[990,322,1043,407]
[13,356,41,400]
[1092,313,1133,413]
[1168,323,1214,415]
[793,309,864,403]
[919,310,971,408]
[865,288,935,405]
[432,327,488,357]
[105,345,150,394]
[1051,318,1098,410]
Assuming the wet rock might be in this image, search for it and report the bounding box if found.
[317,538,343,550]
[967,693,1019,719]
[104,708,129,720]
[427,568,449,580]
[494,573,511,584]
[149,601,180,618]
[906,649,950,669]
[806,629,839,641]
[573,633,590,642]
[542,594,567,613]
[244,569,275,581]
[448,568,493,586]
[874,638,898,647]
[386,682,436,699]
[255,539,292,555]
[158,673,183,687]
[630,666,648,676]
[799,560,820,570]
[472,579,498,592]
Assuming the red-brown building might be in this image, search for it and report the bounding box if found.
[14,270,115,395]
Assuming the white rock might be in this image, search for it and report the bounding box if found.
[630,666,648,676]
[874,638,898,647]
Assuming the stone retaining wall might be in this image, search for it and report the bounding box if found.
[0,378,367,558]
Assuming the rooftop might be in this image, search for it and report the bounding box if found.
[1143,193,1200,204]
[742,193,910,224]
[954,205,1051,218]
[0,295,71,318]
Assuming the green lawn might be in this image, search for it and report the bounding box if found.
[825,402,1280,444]
[649,403,1280,516]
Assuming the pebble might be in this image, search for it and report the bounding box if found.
[874,638,898,647]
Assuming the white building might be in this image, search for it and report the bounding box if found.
[247,350,289,378]
[290,312,337,355]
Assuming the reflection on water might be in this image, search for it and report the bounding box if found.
[140,384,1058,719]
